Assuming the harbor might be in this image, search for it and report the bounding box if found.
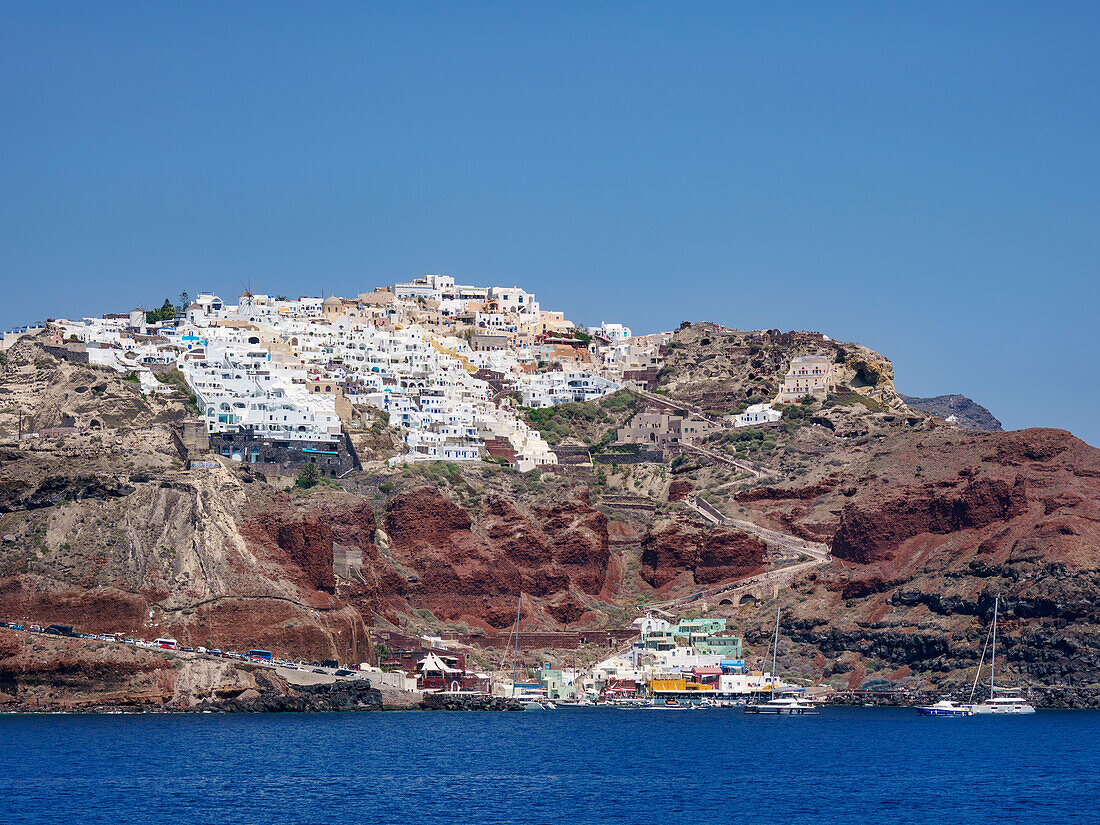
[2,596,1049,715]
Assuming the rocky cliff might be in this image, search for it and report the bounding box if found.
[899,393,1003,431]
[2,328,1098,707]
[725,427,1100,702]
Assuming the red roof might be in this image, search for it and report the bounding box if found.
[692,667,721,675]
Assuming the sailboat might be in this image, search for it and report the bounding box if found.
[503,594,555,710]
[745,607,815,715]
[966,595,1035,715]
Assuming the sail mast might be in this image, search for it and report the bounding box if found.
[510,594,522,698]
[968,620,992,704]
[989,595,999,701]
[770,607,781,687]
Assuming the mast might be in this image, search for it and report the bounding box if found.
[770,607,781,688]
[989,595,999,701]
[968,620,992,704]
[510,594,522,698]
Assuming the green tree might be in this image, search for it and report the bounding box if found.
[179,291,191,314]
[296,461,321,488]
[146,299,177,324]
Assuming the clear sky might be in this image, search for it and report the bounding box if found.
[1,2,1097,444]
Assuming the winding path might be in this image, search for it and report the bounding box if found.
[644,495,831,610]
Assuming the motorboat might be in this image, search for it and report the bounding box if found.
[610,697,649,708]
[917,700,973,717]
[745,695,816,715]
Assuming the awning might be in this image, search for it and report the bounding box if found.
[417,652,461,674]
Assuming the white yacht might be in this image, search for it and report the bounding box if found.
[966,596,1036,715]
[746,694,817,715]
[744,608,815,715]
[969,691,1036,714]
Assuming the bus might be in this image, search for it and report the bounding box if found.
[155,637,178,650]
[248,649,273,662]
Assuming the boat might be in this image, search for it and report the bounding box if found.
[970,691,1036,714]
[744,608,815,715]
[917,699,973,717]
[522,699,556,711]
[556,697,597,709]
[610,697,649,708]
[965,596,1036,715]
[745,694,817,715]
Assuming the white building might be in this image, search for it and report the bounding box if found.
[589,321,632,342]
[521,372,619,408]
[633,614,671,636]
[734,403,783,427]
[487,286,539,318]
[776,355,834,403]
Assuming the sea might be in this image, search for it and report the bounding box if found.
[1,707,1097,825]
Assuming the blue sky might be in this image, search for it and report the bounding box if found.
[1,2,1097,444]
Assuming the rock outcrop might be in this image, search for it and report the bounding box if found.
[341,487,612,629]
[900,393,1003,431]
[641,516,766,589]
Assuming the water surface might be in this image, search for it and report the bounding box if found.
[1,708,1095,824]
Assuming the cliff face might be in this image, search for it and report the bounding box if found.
[729,427,1100,700]
[0,438,372,664]
[831,475,1029,564]
[641,516,766,589]
[339,487,612,629]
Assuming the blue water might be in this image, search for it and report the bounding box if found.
[1,708,1097,824]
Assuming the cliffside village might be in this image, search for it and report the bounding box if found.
[7,274,838,475]
[0,277,851,705]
